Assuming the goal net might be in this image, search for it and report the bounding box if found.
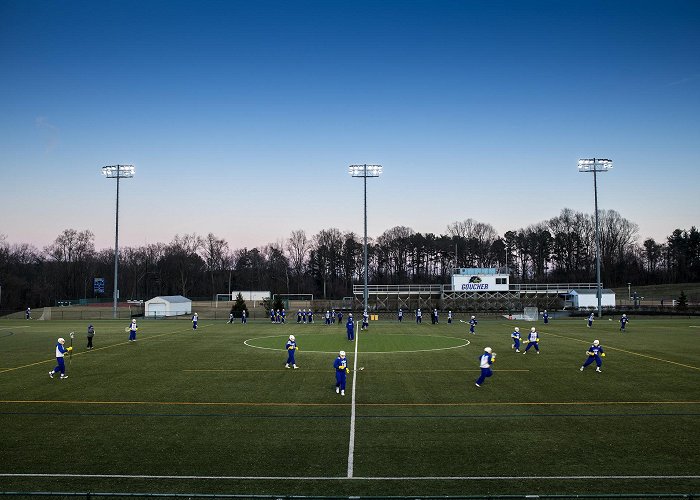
[523,307,539,322]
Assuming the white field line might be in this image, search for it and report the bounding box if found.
[1,473,698,481]
[347,320,359,478]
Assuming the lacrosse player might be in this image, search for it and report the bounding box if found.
[362,310,369,330]
[542,310,549,324]
[619,314,629,332]
[523,327,540,354]
[86,324,95,350]
[475,347,495,387]
[285,335,299,369]
[511,326,521,352]
[469,315,478,335]
[398,308,403,322]
[128,319,138,342]
[346,314,355,341]
[49,337,72,379]
[334,350,349,396]
[580,340,605,372]
[192,312,198,330]
[587,313,594,328]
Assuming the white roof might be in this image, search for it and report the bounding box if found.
[147,295,191,303]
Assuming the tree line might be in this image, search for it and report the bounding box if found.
[1,208,698,311]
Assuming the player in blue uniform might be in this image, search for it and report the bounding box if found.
[511,326,521,352]
[334,350,349,396]
[270,309,275,323]
[447,310,453,324]
[192,313,198,330]
[128,319,138,342]
[523,326,540,354]
[346,314,355,341]
[308,310,314,323]
[26,307,31,320]
[325,310,331,325]
[337,311,343,325]
[619,314,629,332]
[469,316,478,335]
[281,309,286,324]
[285,335,299,369]
[241,310,247,324]
[416,308,422,324]
[587,313,594,328]
[297,309,302,323]
[302,309,307,324]
[475,347,495,387]
[542,310,549,324]
[362,310,369,330]
[433,308,439,324]
[49,337,72,379]
[580,339,605,373]
[398,308,403,322]
[227,312,234,324]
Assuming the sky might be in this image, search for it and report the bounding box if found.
[1,0,699,252]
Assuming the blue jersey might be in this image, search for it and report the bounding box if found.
[587,344,604,357]
[470,318,478,328]
[511,331,520,340]
[286,340,297,351]
[334,356,348,372]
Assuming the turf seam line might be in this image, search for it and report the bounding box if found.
[1,473,698,481]
[1,400,698,407]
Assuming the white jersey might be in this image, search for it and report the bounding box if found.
[479,353,491,368]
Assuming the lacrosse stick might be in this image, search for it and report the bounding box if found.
[69,332,75,366]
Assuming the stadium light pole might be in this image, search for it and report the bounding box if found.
[349,164,382,314]
[578,158,612,318]
[102,165,135,319]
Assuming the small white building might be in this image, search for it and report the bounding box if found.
[145,295,192,318]
[565,289,616,309]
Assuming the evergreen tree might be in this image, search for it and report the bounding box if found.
[230,292,248,317]
[676,290,688,311]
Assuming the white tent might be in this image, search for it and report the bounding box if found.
[145,295,192,318]
[565,289,616,309]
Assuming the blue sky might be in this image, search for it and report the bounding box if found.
[1,0,698,251]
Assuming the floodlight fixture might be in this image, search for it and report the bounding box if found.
[349,164,383,313]
[578,158,612,318]
[349,164,383,177]
[102,164,136,319]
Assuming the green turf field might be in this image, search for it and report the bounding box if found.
[1,315,698,497]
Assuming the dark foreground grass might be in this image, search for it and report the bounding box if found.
[0,315,698,497]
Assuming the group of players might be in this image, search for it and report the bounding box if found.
[477,313,629,388]
[48,307,630,392]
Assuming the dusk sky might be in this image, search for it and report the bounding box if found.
[1,0,698,252]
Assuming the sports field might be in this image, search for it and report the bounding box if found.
[1,315,698,497]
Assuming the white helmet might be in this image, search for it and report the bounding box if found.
[132,319,136,323]
[194,312,198,316]
[622,314,627,317]
[593,340,600,346]
[289,335,295,341]
[531,327,536,332]
[339,350,346,357]
[484,347,492,353]
[471,315,475,319]
[58,337,65,344]
[514,327,520,332]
